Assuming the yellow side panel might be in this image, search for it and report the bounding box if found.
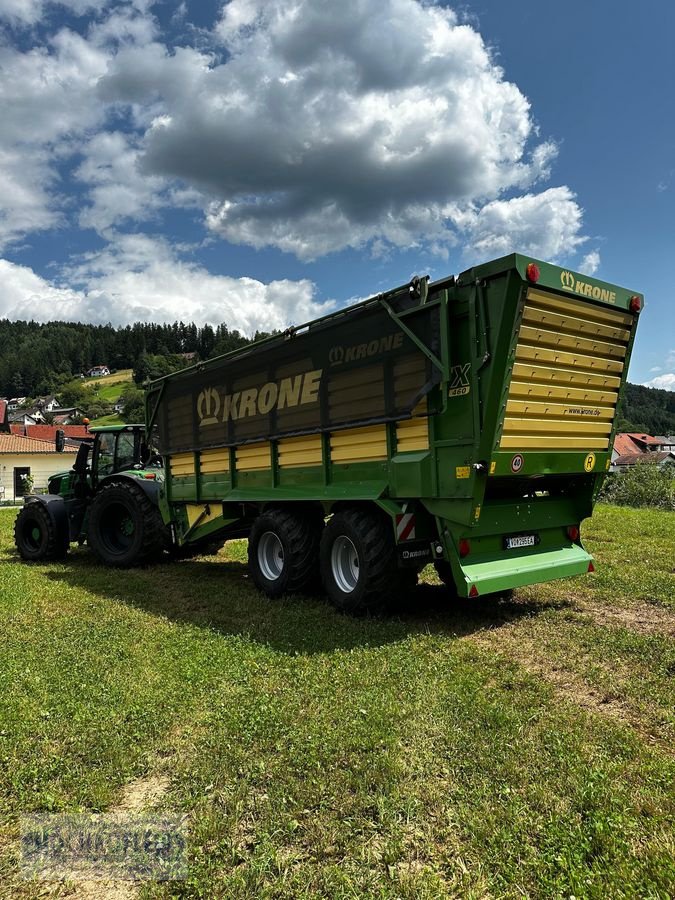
[170,452,195,477]
[522,306,631,343]
[526,288,633,327]
[502,417,612,437]
[278,434,323,468]
[508,378,619,406]
[500,286,633,452]
[515,344,625,375]
[511,362,622,391]
[330,424,387,463]
[186,503,222,528]
[236,442,271,472]
[396,417,429,452]
[200,448,230,474]
[505,399,615,420]
[500,435,610,450]
[518,325,627,361]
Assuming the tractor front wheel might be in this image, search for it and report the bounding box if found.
[14,503,69,561]
[88,481,164,567]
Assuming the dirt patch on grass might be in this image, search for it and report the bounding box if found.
[60,880,138,900]
[112,774,170,813]
[43,777,172,900]
[575,599,675,638]
[469,625,673,754]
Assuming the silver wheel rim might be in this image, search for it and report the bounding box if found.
[258,531,284,581]
[331,535,360,593]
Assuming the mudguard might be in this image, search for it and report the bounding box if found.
[98,472,162,505]
[23,494,71,543]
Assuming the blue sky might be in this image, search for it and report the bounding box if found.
[0,0,672,387]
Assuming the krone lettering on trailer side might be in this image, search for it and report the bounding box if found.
[196,369,323,427]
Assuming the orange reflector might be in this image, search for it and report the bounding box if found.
[143,473,157,479]
[587,561,595,573]
[469,585,479,598]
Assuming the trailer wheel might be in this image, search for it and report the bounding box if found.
[320,508,399,614]
[88,480,164,567]
[248,507,321,597]
[14,503,68,561]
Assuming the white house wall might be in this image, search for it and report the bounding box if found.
[0,453,77,502]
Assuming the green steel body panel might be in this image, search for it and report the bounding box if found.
[149,254,642,597]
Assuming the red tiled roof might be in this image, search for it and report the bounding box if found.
[625,432,660,444]
[0,434,78,454]
[613,433,642,456]
[26,424,90,441]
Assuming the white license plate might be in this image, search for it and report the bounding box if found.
[505,534,536,550]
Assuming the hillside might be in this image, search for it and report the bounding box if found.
[616,382,675,435]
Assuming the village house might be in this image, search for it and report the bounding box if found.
[611,432,675,472]
[87,365,110,377]
[0,401,77,502]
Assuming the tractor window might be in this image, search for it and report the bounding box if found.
[97,433,116,476]
[115,433,137,471]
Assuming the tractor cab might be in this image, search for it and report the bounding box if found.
[48,425,162,499]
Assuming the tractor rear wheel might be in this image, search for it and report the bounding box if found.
[88,480,164,567]
[14,503,69,561]
[320,508,399,614]
[248,507,321,597]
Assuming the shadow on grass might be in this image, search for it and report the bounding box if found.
[42,549,573,655]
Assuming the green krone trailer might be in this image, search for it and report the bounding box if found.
[143,253,642,612]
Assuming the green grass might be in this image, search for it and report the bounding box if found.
[0,505,673,898]
[88,413,124,427]
[84,368,133,396]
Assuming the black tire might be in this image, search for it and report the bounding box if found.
[14,503,69,562]
[320,508,400,614]
[248,507,321,598]
[88,480,165,567]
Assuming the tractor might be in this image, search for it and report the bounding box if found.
[13,425,166,566]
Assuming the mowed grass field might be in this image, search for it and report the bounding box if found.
[85,369,133,403]
[0,505,673,898]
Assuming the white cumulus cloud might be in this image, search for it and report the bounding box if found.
[578,249,600,276]
[95,0,584,260]
[642,373,675,392]
[0,236,332,333]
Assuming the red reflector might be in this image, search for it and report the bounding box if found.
[567,525,580,541]
[526,262,540,283]
[629,295,641,313]
[587,561,595,573]
[469,585,479,598]
[143,473,157,479]
[459,538,471,558]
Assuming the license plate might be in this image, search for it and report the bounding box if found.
[505,534,537,550]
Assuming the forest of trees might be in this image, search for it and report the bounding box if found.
[1,318,674,435]
[615,382,675,435]
[0,319,264,398]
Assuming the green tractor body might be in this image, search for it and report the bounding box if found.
[14,425,166,567]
